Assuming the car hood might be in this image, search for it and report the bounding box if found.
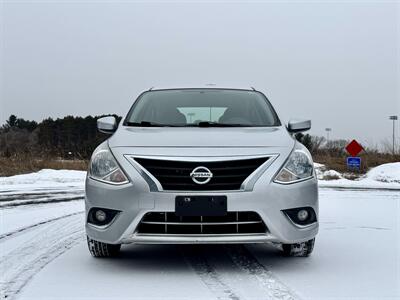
[108,126,294,148]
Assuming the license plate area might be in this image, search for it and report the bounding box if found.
[175,196,227,216]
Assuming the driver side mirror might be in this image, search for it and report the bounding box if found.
[287,119,311,133]
[97,116,117,134]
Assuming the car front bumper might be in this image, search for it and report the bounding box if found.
[85,152,319,245]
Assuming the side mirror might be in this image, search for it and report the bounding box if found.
[97,116,117,134]
[287,119,311,133]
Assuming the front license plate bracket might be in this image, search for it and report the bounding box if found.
[175,195,227,216]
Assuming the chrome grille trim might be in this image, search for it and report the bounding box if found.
[140,221,263,225]
[125,154,277,192]
[136,211,267,235]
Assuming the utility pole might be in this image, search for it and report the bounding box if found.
[325,128,332,144]
[389,116,398,155]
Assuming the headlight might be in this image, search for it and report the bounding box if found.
[274,149,314,184]
[89,149,129,185]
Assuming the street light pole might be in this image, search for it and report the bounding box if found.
[389,116,398,155]
[325,128,332,143]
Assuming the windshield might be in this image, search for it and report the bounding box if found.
[124,89,281,127]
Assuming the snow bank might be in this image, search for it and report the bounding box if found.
[317,162,400,190]
[0,169,86,193]
[0,162,399,195]
[365,162,400,184]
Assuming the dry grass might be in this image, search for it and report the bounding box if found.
[0,152,399,177]
[0,157,88,177]
[313,153,400,174]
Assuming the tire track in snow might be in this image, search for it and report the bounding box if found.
[0,190,84,202]
[182,245,300,300]
[226,245,301,300]
[0,211,84,241]
[0,194,84,208]
[0,214,85,300]
[181,246,240,300]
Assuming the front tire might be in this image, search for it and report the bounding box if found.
[87,236,121,258]
[282,238,315,257]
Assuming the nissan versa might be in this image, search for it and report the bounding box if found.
[85,87,318,258]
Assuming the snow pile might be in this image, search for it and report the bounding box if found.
[313,163,325,178]
[0,169,86,193]
[317,162,400,190]
[365,162,400,184]
[321,169,342,179]
[314,163,343,180]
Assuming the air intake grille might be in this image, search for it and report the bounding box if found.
[137,211,267,235]
[134,157,269,191]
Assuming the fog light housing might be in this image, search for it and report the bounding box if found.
[282,207,316,226]
[88,207,120,226]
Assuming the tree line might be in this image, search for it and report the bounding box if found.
[0,114,121,159]
[0,114,395,161]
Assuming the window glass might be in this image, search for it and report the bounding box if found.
[125,89,280,127]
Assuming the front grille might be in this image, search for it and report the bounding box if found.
[134,157,269,191]
[136,211,267,235]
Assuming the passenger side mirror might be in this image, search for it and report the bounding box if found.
[97,116,117,134]
[287,119,311,133]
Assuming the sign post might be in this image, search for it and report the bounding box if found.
[345,140,363,171]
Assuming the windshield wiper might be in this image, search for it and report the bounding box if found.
[126,121,253,127]
[126,121,177,127]
[196,121,252,127]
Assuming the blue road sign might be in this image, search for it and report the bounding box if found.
[347,157,361,170]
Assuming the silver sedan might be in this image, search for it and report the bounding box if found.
[85,87,318,258]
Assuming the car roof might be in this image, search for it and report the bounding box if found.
[148,84,257,92]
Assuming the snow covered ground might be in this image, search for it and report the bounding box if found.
[0,164,399,300]
[0,170,85,207]
[0,202,84,299]
[0,169,86,193]
[0,188,398,300]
